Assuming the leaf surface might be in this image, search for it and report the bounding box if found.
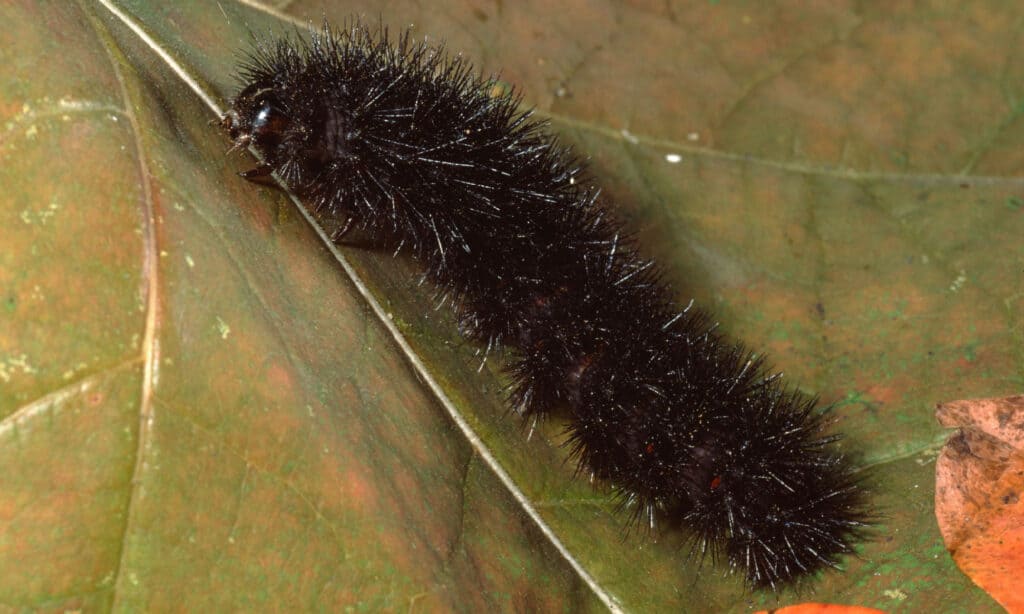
[1,1,1020,612]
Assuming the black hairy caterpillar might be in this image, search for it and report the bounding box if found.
[219,21,870,590]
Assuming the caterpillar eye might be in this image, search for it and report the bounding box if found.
[239,99,290,152]
[251,101,289,140]
[224,84,291,150]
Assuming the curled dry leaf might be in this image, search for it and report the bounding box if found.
[754,603,886,614]
[935,395,1024,613]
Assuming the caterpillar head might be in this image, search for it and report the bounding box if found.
[222,73,361,195]
[221,83,294,159]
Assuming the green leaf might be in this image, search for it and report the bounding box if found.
[1,1,1019,612]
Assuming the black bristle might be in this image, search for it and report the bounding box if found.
[220,20,871,591]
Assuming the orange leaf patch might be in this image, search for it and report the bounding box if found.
[755,602,886,614]
[935,395,1024,614]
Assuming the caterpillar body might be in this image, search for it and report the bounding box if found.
[219,21,870,590]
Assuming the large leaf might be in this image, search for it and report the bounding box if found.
[1,0,1020,611]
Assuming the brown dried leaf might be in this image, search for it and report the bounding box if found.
[936,396,1024,614]
[755,603,887,614]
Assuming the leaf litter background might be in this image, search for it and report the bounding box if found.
[1,0,1022,611]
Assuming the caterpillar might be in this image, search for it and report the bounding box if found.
[219,21,870,590]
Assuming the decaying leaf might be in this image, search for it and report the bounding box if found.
[936,395,1024,613]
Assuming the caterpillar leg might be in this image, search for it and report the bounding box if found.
[238,164,276,186]
[330,216,357,242]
